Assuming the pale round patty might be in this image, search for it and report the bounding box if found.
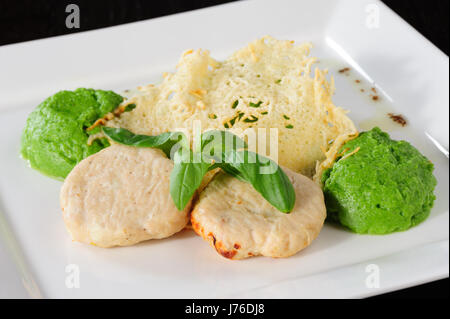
[191,168,326,259]
[60,144,191,247]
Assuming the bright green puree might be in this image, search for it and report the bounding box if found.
[322,127,437,234]
[21,88,123,179]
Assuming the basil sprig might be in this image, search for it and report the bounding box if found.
[103,127,296,213]
[217,150,295,213]
[170,148,211,210]
[102,127,187,158]
[201,130,247,159]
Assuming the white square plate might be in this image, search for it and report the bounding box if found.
[0,0,448,298]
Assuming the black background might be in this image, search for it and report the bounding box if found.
[0,0,448,54]
[0,0,448,299]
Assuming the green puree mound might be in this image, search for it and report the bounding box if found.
[321,127,437,234]
[21,88,123,179]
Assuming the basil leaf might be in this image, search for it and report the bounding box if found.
[219,150,295,213]
[102,127,187,158]
[201,130,247,164]
[170,148,211,210]
[103,127,296,213]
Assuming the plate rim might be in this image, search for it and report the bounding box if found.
[0,0,448,299]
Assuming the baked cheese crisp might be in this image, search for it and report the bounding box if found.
[107,36,357,176]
